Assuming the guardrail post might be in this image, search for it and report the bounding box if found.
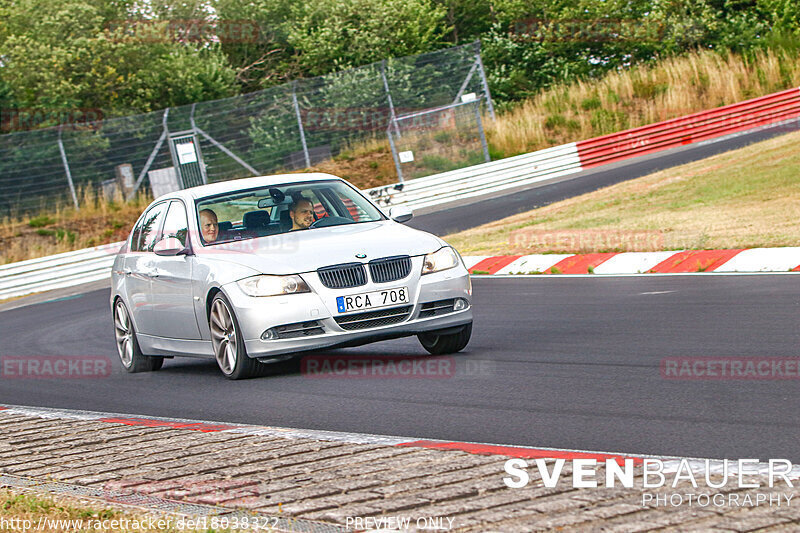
[57,126,80,210]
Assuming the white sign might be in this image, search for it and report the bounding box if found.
[460,92,477,103]
[398,150,414,163]
[176,141,198,164]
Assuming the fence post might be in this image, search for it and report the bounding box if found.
[129,107,170,200]
[57,126,80,210]
[292,81,311,168]
[474,101,491,163]
[474,41,496,120]
[386,124,404,183]
[381,60,400,137]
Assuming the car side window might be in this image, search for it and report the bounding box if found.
[135,202,168,252]
[160,201,189,246]
[129,214,147,251]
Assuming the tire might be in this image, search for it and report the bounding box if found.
[418,322,472,355]
[113,299,163,373]
[209,294,262,380]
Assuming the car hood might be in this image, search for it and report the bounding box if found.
[197,221,446,276]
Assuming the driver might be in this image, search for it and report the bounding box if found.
[289,198,315,230]
[199,209,219,242]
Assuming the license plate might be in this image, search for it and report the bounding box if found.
[336,287,409,313]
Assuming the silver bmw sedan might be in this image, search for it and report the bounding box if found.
[111,173,473,379]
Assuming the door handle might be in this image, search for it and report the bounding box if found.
[123,268,132,276]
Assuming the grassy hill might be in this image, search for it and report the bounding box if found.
[445,129,800,255]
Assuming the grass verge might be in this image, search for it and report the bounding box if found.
[444,129,800,255]
[0,489,225,532]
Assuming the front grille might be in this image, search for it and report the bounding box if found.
[369,256,411,283]
[335,306,412,330]
[318,263,367,289]
[418,299,456,319]
[266,320,324,339]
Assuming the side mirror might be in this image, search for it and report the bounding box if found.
[154,237,188,256]
[389,205,413,224]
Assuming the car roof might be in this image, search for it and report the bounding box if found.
[155,172,346,203]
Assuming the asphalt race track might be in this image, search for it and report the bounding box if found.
[1,275,799,462]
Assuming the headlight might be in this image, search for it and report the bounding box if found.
[237,275,310,297]
[421,246,460,275]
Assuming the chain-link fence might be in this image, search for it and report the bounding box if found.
[0,41,494,217]
[388,99,490,181]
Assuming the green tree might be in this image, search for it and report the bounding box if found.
[0,0,238,118]
[287,0,449,75]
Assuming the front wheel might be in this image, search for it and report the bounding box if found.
[418,322,472,355]
[113,300,163,372]
[209,294,262,380]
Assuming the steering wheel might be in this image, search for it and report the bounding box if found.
[309,216,354,228]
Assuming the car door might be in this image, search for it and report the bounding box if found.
[148,200,201,340]
[126,201,169,335]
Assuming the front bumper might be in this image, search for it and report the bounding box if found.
[220,260,472,358]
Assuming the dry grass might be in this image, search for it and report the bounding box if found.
[486,47,800,157]
[0,489,213,532]
[445,129,800,255]
[0,187,152,264]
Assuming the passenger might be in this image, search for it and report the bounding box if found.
[199,209,219,242]
[289,198,315,230]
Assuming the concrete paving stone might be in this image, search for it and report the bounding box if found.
[210,441,370,473]
[153,478,261,499]
[526,494,591,514]
[0,419,72,435]
[570,486,647,504]
[5,426,179,455]
[775,504,800,520]
[619,508,739,532]
[257,480,359,504]
[132,438,342,473]
[220,447,426,484]
[262,447,428,481]
[308,494,433,519]
[403,488,537,518]
[370,463,505,497]
[3,419,112,437]
[268,494,342,515]
[287,503,384,521]
[62,437,270,479]
[1,424,172,450]
[701,511,793,532]
[64,471,131,486]
[0,413,37,424]
[0,423,102,443]
[1,460,53,473]
[293,489,384,510]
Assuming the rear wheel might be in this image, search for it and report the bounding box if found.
[418,322,472,355]
[209,294,262,380]
[113,300,163,372]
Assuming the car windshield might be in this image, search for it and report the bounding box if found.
[195,180,385,245]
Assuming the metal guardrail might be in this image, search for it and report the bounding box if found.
[0,242,122,300]
[365,141,581,210]
[3,86,800,300]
